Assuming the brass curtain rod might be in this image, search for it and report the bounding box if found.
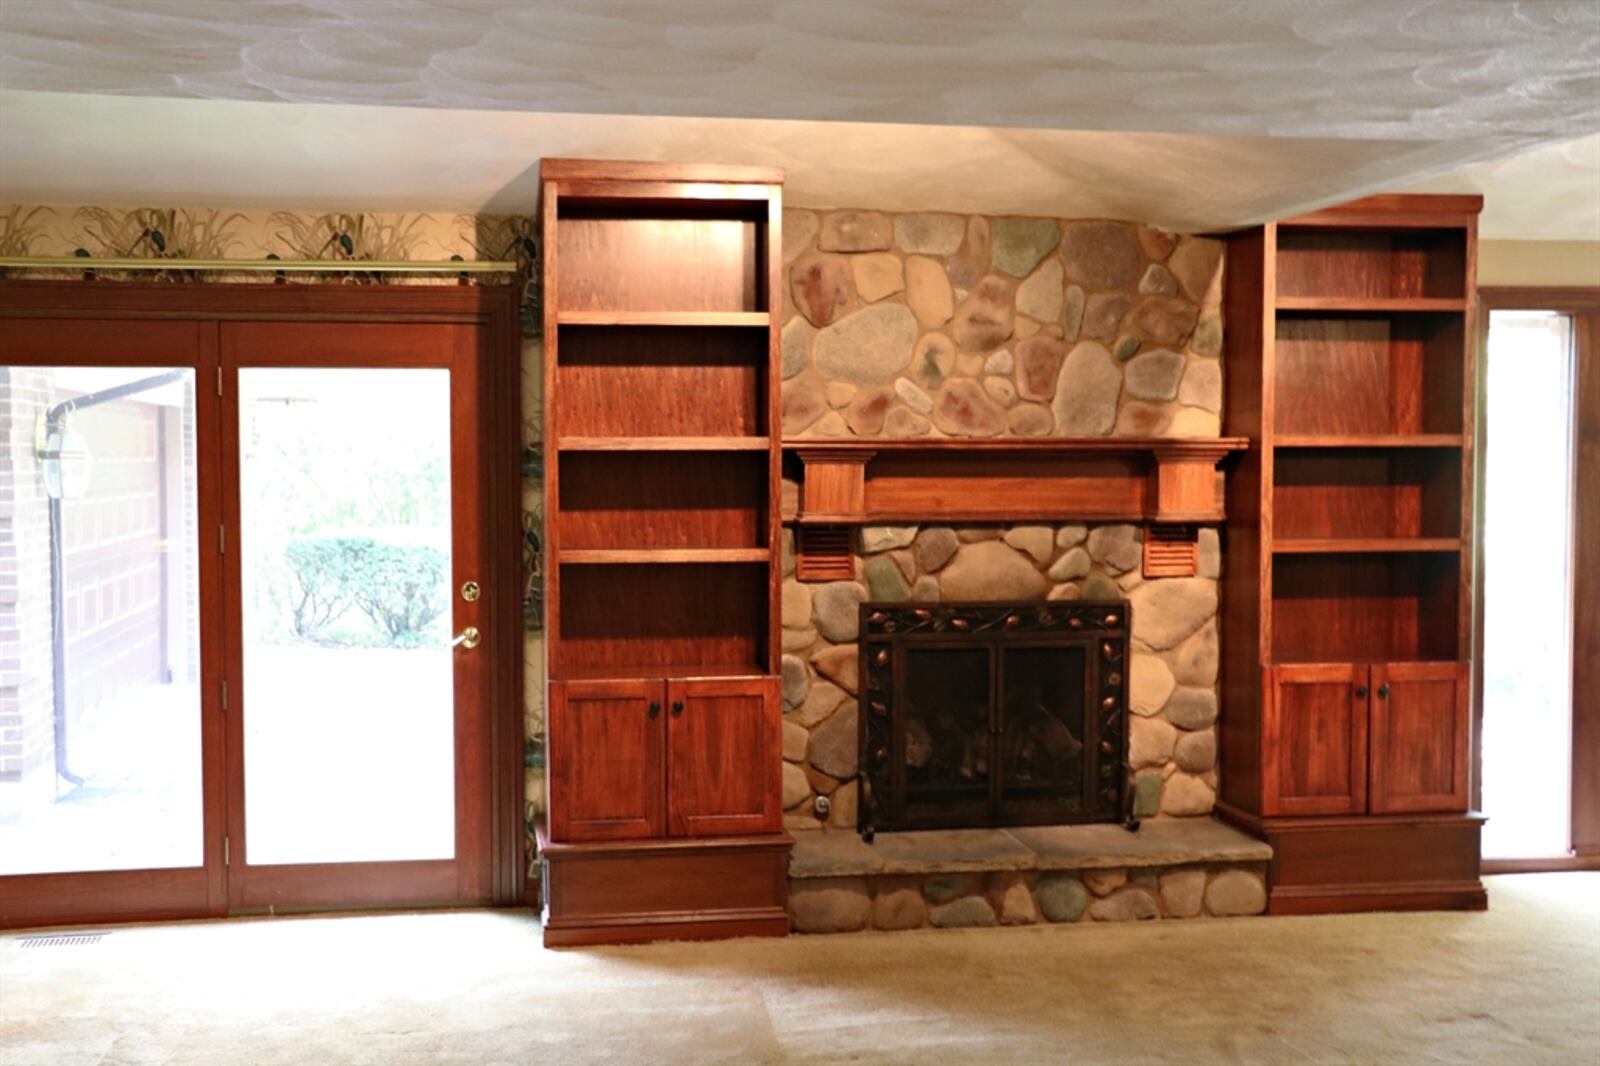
[0,256,519,274]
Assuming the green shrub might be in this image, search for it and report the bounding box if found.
[282,531,448,647]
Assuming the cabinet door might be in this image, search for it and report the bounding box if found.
[665,677,781,837]
[547,679,665,842]
[1264,664,1369,816]
[1370,662,1470,813]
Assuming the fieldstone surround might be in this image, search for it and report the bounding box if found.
[788,820,1270,933]
[780,521,1222,831]
[782,209,1224,440]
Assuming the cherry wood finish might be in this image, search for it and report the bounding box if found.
[1264,664,1368,816]
[539,158,788,944]
[665,677,782,837]
[0,283,524,928]
[1219,194,1482,913]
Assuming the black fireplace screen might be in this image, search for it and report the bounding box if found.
[858,602,1129,837]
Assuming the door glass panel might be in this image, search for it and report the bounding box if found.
[239,368,454,866]
[0,366,202,875]
[1481,311,1575,860]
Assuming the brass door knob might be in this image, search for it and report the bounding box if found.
[452,626,481,650]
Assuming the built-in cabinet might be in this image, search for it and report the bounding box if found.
[1219,194,1486,914]
[535,159,790,946]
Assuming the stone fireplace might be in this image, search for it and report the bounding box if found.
[857,601,1130,838]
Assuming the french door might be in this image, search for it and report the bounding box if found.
[0,286,521,927]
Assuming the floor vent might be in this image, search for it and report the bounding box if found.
[18,934,103,948]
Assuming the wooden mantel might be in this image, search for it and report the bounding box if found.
[782,436,1249,580]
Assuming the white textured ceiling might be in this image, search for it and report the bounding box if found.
[0,1,1597,233]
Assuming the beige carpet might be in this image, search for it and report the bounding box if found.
[1,874,1595,1065]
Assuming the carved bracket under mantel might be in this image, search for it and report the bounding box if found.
[782,437,1249,581]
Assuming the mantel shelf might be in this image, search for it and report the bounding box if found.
[781,436,1249,580]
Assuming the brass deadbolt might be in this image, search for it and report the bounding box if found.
[461,580,481,602]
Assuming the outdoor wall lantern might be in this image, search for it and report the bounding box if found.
[38,422,92,500]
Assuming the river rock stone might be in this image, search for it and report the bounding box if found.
[813,411,847,436]
[1082,293,1133,342]
[1062,221,1142,289]
[1168,237,1224,305]
[781,654,808,711]
[910,332,956,390]
[1056,524,1088,548]
[873,884,927,930]
[912,527,960,573]
[905,256,954,327]
[1003,525,1055,565]
[1015,258,1064,323]
[885,407,931,437]
[784,209,819,263]
[993,218,1061,277]
[782,581,813,630]
[1178,358,1222,412]
[1191,311,1223,358]
[852,253,904,302]
[1137,225,1177,261]
[1083,572,1120,600]
[1131,296,1199,346]
[1161,771,1216,816]
[984,348,1014,375]
[888,378,930,416]
[1090,887,1158,921]
[782,720,809,762]
[949,275,1014,351]
[1130,715,1178,769]
[782,316,813,379]
[983,376,1017,407]
[814,303,918,385]
[1083,868,1127,896]
[1048,546,1091,581]
[1008,403,1054,436]
[819,211,891,253]
[1175,728,1218,772]
[999,879,1040,925]
[924,873,983,904]
[1198,529,1221,580]
[861,525,917,553]
[812,582,866,642]
[811,644,858,694]
[938,540,1049,600]
[1130,652,1177,716]
[1129,578,1217,649]
[1165,686,1219,730]
[1014,335,1067,402]
[865,555,910,602]
[1087,524,1142,572]
[1051,341,1121,436]
[781,379,825,434]
[1169,621,1219,686]
[1205,870,1267,916]
[826,382,856,409]
[930,895,998,928]
[841,387,888,435]
[895,212,965,255]
[1159,868,1207,918]
[1113,334,1142,362]
[1064,284,1086,341]
[1114,401,1171,436]
[790,877,870,932]
[791,253,853,327]
[1134,771,1162,817]
[1139,263,1179,295]
[1169,407,1221,438]
[933,378,1007,437]
[809,703,859,779]
[782,761,812,809]
[792,685,847,733]
[1125,348,1187,401]
[1037,874,1089,922]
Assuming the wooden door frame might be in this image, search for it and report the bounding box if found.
[0,281,526,925]
[1474,286,1600,872]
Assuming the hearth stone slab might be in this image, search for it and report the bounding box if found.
[790,817,1269,879]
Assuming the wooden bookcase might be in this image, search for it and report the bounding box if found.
[1218,195,1486,914]
[536,159,790,946]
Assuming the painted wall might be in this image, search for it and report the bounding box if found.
[1478,240,1600,288]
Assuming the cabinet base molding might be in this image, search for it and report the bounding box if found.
[1216,803,1486,915]
[536,824,792,947]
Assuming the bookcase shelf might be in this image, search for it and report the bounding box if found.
[558,436,770,452]
[557,310,770,327]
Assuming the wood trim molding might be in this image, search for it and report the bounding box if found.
[539,157,785,185]
[782,437,1247,580]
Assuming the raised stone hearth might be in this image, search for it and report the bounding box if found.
[788,817,1270,932]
